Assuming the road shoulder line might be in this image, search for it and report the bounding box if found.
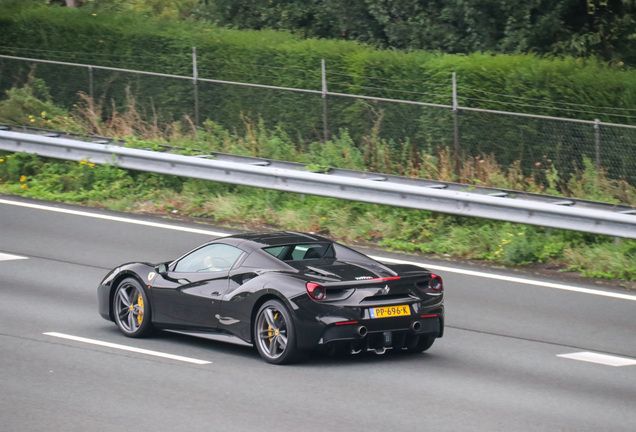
[44,332,212,365]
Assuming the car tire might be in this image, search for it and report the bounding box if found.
[253,299,300,365]
[113,277,154,338]
[407,334,435,353]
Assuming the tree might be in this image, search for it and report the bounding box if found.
[193,0,636,65]
[55,0,199,19]
[50,0,636,65]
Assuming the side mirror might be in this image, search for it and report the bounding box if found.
[157,263,169,275]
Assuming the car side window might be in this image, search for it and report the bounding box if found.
[263,243,335,261]
[174,244,244,273]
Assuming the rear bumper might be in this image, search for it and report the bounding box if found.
[319,313,442,344]
[294,304,444,350]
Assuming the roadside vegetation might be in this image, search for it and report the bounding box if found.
[1,78,636,285]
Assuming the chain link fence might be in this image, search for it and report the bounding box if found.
[1,53,636,186]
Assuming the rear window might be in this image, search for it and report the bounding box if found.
[263,243,334,261]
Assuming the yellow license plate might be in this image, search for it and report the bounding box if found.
[369,305,411,319]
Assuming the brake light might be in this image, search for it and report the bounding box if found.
[306,282,326,300]
[429,274,443,292]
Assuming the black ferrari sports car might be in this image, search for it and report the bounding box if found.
[98,231,444,364]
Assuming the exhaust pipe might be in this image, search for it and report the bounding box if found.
[357,326,368,337]
[410,321,422,332]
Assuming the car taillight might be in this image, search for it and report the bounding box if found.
[306,282,325,300]
[429,274,443,292]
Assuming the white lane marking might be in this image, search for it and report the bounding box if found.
[0,252,28,261]
[557,351,636,367]
[0,198,228,237]
[44,332,212,365]
[372,255,636,302]
[2,198,635,302]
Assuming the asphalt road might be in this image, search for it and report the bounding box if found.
[2,196,636,432]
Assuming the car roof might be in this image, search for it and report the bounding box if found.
[222,231,331,248]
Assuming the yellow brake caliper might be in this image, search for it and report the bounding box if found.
[267,312,279,342]
[136,294,144,325]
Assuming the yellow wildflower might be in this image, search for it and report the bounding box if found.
[20,175,27,182]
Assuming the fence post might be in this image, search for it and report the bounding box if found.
[193,47,199,127]
[594,118,600,170]
[88,65,94,100]
[321,59,329,143]
[452,72,460,177]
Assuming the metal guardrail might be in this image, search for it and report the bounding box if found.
[1,128,635,239]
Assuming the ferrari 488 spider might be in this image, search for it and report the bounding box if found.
[98,231,444,364]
